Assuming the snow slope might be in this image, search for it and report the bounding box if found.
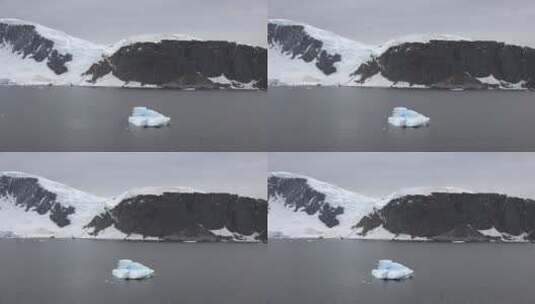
[0,172,259,241]
[269,19,523,89]
[0,18,105,85]
[269,172,525,241]
[268,19,374,86]
[269,172,377,238]
[0,171,107,238]
[0,19,261,89]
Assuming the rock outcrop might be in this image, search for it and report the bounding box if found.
[354,40,535,89]
[0,175,75,227]
[268,21,341,75]
[84,40,267,89]
[268,174,344,227]
[356,192,535,242]
[0,21,72,74]
[86,192,268,242]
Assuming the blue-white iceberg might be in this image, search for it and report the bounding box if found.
[128,106,170,127]
[388,107,430,128]
[371,259,413,280]
[112,259,155,280]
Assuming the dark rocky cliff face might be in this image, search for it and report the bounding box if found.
[86,192,267,242]
[0,22,72,74]
[354,40,535,89]
[356,192,535,242]
[268,175,343,227]
[268,22,341,75]
[84,40,267,89]
[0,175,75,227]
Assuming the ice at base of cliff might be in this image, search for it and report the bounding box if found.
[371,260,413,280]
[388,107,430,128]
[128,107,170,127]
[112,259,154,280]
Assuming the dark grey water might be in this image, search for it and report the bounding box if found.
[266,240,535,304]
[0,87,266,151]
[268,87,535,151]
[2,239,533,304]
[0,239,268,304]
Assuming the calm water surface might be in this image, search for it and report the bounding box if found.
[266,240,535,304]
[0,239,268,304]
[268,87,535,151]
[0,87,266,151]
[1,239,533,304]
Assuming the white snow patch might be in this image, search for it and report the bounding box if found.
[350,225,428,241]
[475,227,530,242]
[502,232,529,242]
[207,74,258,90]
[380,186,474,205]
[477,75,502,86]
[84,225,124,240]
[105,33,202,55]
[356,73,392,87]
[209,227,259,242]
[374,34,471,55]
[355,73,429,88]
[478,227,503,237]
[0,45,59,85]
[269,194,334,239]
[208,75,233,85]
[108,186,201,207]
[82,74,160,89]
[210,227,235,237]
[85,73,125,87]
[0,195,63,238]
[475,75,528,90]
[268,45,330,86]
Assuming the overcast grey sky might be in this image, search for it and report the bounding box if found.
[0,153,267,199]
[1,0,266,46]
[270,0,535,47]
[270,153,535,199]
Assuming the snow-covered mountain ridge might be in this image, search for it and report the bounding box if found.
[0,18,267,89]
[0,171,267,242]
[268,172,535,242]
[268,19,535,90]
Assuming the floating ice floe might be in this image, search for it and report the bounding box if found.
[387,107,430,128]
[128,106,170,127]
[371,259,413,280]
[112,259,155,280]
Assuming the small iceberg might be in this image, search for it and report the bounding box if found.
[371,259,413,280]
[388,107,430,128]
[112,259,154,280]
[128,106,170,127]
